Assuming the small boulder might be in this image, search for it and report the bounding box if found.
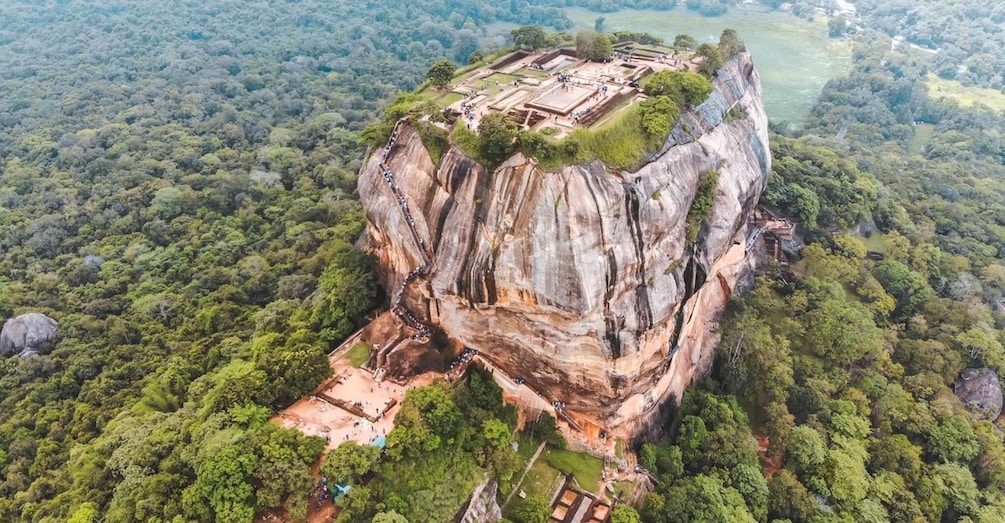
[955,368,1003,420]
[0,313,59,358]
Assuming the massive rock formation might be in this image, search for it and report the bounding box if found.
[0,313,59,358]
[359,53,770,437]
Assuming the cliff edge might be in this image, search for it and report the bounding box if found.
[359,52,769,437]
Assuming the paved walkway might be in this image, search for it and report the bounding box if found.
[503,440,548,507]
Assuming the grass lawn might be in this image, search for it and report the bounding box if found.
[436,92,464,108]
[518,67,550,79]
[907,123,935,155]
[926,73,1005,112]
[540,448,605,495]
[503,459,564,514]
[615,438,624,460]
[516,433,543,461]
[484,72,520,84]
[345,342,370,368]
[588,97,635,130]
[414,89,442,102]
[610,481,633,501]
[858,232,887,253]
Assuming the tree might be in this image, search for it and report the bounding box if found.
[824,449,869,505]
[928,416,980,463]
[785,426,827,478]
[256,341,333,408]
[67,503,99,523]
[514,495,550,523]
[478,112,517,165]
[718,29,745,57]
[610,505,641,523]
[524,412,566,449]
[934,462,980,516]
[426,59,456,88]
[312,244,377,344]
[730,463,768,522]
[803,292,882,366]
[695,43,724,77]
[870,434,923,482]
[372,511,409,523]
[955,325,1004,368]
[873,260,932,318]
[594,17,606,33]
[685,171,720,244]
[673,34,697,50]
[829,16,849,37]
[643,70,713,107]
[336,484,374,522]
[575,30,613,61]
[768,470,818,521]
[664,474,757,523]
[397,385,461,437]
[184,444,259,523]
[638,96,680,138]
[321,441,381,485]
[638,443,657,471]
[481,418,512,451]
[511,26,546,50]
[777,183,820,227]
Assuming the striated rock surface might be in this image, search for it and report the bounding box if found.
[458,479,502,523]
[359,53,770,437]
[1,313,59,358]
[955,368,1003,420]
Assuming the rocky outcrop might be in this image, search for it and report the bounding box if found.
[955,368,1003,420]
[359,53,769,437]
[0,313,59,358]
[458,479,502,523]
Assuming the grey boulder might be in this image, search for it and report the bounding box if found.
[0,313,59,357]
[955,368,1003,420]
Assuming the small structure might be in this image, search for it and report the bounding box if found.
[548,478,612,523]
[751,207,798,263]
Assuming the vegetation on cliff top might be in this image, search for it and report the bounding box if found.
[360,25,752,172]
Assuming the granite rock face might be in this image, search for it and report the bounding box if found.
[955,368,1003,420]
[458,479,502,523]
[0,313,59,358]
[360,53,770,437]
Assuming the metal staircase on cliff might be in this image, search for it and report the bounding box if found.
[378,120,433,342]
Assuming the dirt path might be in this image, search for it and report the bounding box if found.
[503,440,548,507]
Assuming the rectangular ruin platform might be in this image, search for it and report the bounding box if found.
[527,84,596,116]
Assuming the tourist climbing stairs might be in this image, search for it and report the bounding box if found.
[378,119,434,342]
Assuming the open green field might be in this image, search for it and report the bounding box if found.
[503,458,564,514]
[566,5,851,126]
[540,448,605,494]
[436,92,464,107]
[858,232,887,253]
[345,342,370,367]
[926,73,1005,112]
[908,123,936,155]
